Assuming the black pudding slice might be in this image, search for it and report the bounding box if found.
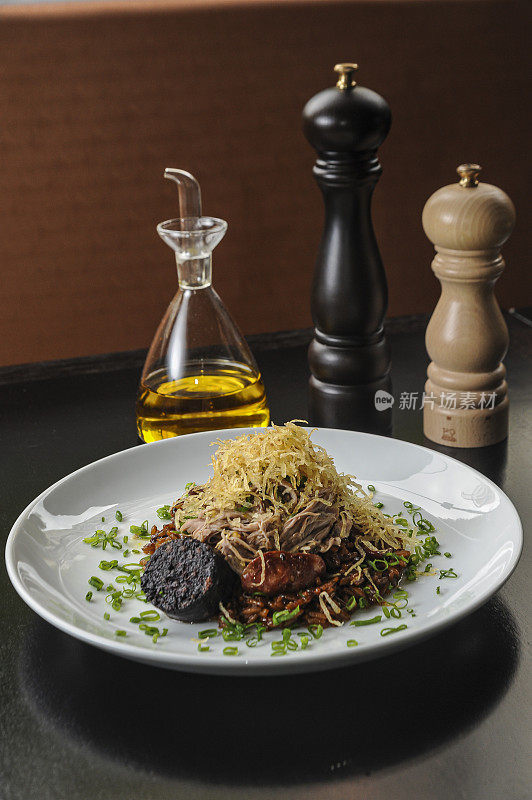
[140,538,237,623]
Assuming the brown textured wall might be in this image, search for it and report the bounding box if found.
[0,0,530,367]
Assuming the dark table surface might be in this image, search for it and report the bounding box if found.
[1,315,530,800]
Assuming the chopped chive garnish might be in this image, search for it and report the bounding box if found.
[368,558,388,571]
[83,526,122,551]
[444,552,451,558]
[383,606,390,618]
[139,625,159,636]
[198,644,210,652]
[156,505,172,520]
[88,576,104,590]
[254,623,266,642]
[439,568,458,579]
[115,510,123,522]
[138,609,160,620]
[345,596,357,611]
[367,484,376,492]
[85,591,93,601]
[272,605,300,626]
[115,630,127,637]
[403,501,420,511]
[350,615,381,627]
[380,624,407,636]
[394,589,409,599]
[436,586,441,594]
[129,616,141,623]
[307,624,323,639]
[414,513,435,532]
[347,639,358,647]
[98,559,118,571]
[223,646,238,656]
[271,640,287,656]
[198,629,218,639]
[120,562,142,571]
[374,502,384,509]
[129,525,144,535]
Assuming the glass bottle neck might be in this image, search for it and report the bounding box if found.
[176,254,212,289]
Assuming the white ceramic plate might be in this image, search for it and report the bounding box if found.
[6,428,522,675]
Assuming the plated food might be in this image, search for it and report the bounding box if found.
[6,425,521,674]
[139,423,439,638]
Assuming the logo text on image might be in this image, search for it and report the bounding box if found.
[374,390,394,411]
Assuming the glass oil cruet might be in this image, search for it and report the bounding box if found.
[136,168,270,442]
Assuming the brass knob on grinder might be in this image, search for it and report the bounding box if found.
[334,63,358,90]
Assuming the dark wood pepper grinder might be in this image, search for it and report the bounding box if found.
[303,63,392,432]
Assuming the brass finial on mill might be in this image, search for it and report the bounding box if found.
[334,63,358,90]
[457,163,482,188]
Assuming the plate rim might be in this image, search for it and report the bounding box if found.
[5,427,523,675]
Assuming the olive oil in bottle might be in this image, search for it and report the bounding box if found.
[136,169,270,443]
[136,362,269,441]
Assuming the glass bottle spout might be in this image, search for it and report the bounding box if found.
[164,168,203,218]
[158,169,227,289]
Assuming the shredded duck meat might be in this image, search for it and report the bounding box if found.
[161,423,419,573]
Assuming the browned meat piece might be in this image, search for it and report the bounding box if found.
[279,497,339,550]
[241,550,326,595]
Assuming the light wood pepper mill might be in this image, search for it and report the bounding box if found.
[422,164,516,448]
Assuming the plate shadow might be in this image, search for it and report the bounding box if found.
[19,595,519,786]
